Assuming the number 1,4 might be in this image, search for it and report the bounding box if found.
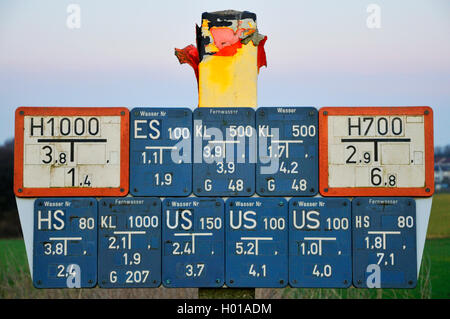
[67,168,92,187]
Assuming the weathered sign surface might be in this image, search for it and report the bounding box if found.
[98,197,161,288]
[193,108,255,196]
[162,198,224,287]
[319,107,434,197]
[14,107,129,197]
[14,105,432,291]
[289,198,352,287]
[256,107,318,196]
[33,198,97,288]
[130,108,192,196]
[225,198,288,287]
[352,197,417,288]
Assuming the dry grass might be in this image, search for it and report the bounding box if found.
[0,247,196,299]
[0,245,433,299]
[276,254,432,299]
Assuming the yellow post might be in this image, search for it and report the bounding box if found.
[175,10,267,108]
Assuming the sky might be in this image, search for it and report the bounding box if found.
[0,0,449,146]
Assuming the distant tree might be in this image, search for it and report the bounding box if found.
[0,138,14,211]
[435,145,450,157]
[0,138,21,237]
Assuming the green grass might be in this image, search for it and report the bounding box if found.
[428,194,450,238]
[423,238,450,298]
[0,239,28,282]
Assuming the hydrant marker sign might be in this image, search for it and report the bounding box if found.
[14,107,130,197]
[33,198,98,288]
[98,197,161,288]
[352,197,417,288]
[130,108,192,197]
[319,107,434,197]
[256,107,318,196]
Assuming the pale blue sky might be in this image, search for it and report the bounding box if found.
[0,0,449,146]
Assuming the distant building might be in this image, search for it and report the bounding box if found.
[435,157,450,191]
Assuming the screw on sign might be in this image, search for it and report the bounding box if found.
[319,107,434,197]
[14,107,130,197]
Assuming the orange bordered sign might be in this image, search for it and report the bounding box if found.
[319,107,434,197]
[14,107,129,197]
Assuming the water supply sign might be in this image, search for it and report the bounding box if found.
[130,108,192,196]
[352,197,417,288]
[256,107,318,196]
[319,107,434,197]
[33,198,98,288]
[14,107,130,197]
[98,198,161,288]
[162,198,225,288]
[289,198,352,288]
[225,198,288,288]
[15,105,433,290]
[193,108,255,196]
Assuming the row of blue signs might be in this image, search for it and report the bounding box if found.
[130,107,318,197]
[33,197,417,289]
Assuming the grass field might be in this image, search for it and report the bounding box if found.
[0,194,448,299]
[427,194,450,238]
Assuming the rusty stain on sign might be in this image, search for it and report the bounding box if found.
[14,107,129,197]
[175,10,267,108]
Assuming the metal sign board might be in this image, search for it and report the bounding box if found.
[225,198,288,287]
[98,198,161,288]
[288,198,351,288]
[33,198,97,288]
[193,108,255,196]
[352,197,417,288]
[256,107,318,196]
[130,108,192,196]
[14,107,129,197]
[162,198,224,287]
[319,107,434,197]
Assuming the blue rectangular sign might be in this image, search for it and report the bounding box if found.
[289,198,351,287]
[98,197,161,288]
[352,197,417,288]
[130,108,192,196]
[193,108,255,196]
[225,197,288,287]
[256,107,318,196]
[162,197,224,287]
[33,198,97,288]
